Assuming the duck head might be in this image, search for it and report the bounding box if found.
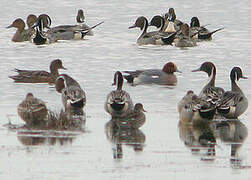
[149,15,165,32]
[168,8,176,22]
[112,71,124,90]
[162,62,181,74]
[230,67,247,82]
[181,23,190,36]
[134,103,146,112]
[190,17,200,27]
[26,14,37,28]
[129,16,148,32]
[25,92,34,100]
[192,62,216,86]
[76,9,85,24]
[6,18,25,32]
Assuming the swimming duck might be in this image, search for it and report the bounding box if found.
[123,62,181,86]
[18,93,48,127]
[9,59,66,84]
[105,71,134,118]
[175,23,197,47]
[217,67,248,119]
[114,103,146,129]
[6,18,29,42]
[129,16,176,45]
[192,62,225,102]
[48,9,94,36]
[26,14,38,40]
[178,90,217,123]
[190,17,224,41]
[55,74,86,112]
[163,8,183,33]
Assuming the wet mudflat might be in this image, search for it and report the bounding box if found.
[0,0,251,179]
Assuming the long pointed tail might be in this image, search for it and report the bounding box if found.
[199,27,224,39]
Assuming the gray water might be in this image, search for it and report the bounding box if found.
[1,0,251,179]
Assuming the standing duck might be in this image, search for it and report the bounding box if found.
[217,67,248,119]
[192,62,225,102]
[190,17,224,41]
[105,71,134,118]
[18,93,48,127]
[9,59,67,84]
[55,74,86,112]
[123,62,181,86]
[6,18,29,42]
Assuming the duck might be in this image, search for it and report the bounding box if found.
[190,17,224,41]
[26,14,38,40]
[6,18,29,42]
[175,23,197,47]
[163,8,183,33]
[114,103,146,129]
[48,9,94,36]
[9,59,67,84]
[105,71,134,118]
[55,74,86,112]
[18,93,48,127]
[123,62,181,86]
[192,62,225,102]
[217,67,248,119]
[178,90,217,124]
[129,16,176,45]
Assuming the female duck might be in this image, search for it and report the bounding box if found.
[175,23,196,47]
[105,71,134,118]
[115,103,146,129]
[7,18,29,42]
[18,93,48,127]
[217,67,248,119]
[9,59,66,84]
[55,74,86,111]
[192,62,225,102]
[123,62,181,86]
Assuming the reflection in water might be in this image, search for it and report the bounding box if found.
[105,120,145,159]
[178,120,216,160]
[211,120,248,165]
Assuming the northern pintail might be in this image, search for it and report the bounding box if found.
[48,9,95,36]
[55,74,86,112]
[26,14,38,40]
[115,103,146,129]
[192,62,225,102]
[18,93,48,127]
[7,18,29,42]
[105,71,134,118]
[178,90,217,124]
[175,23,197,47]
[190,17,224,41]
[123,62,181,86]
[163,8,183,33]
[129,16,176,45]
[217,67,248,119]
[9,59,66,84]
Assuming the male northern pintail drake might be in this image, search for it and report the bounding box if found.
[175,23,196,47]
[163,8,183,33]
[190,17,224,41]
[105,71,134,118]
[192,62,225,102]
[115,103,146,129]
[178,90,217,124]
[48,9,95,36]
[9,59,66,84]
[18,93,48,127]
[129,16,176,45]
[123,62,181,86]
[55,74,86,112]
[7,18,29,42]
[217,67,248,119]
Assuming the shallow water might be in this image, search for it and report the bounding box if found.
[1,0,251,179]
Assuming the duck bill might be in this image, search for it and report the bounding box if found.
[143,108,147,112]
[6,24,13,28]
[242,76,248,79]
[61,66,67,70]
[191,67,201,72]
[129,24,136,29]
[176,69,182,73]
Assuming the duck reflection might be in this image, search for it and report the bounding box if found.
[178,120,216,159]
[211,119,248,162]
[105,120,146,159]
